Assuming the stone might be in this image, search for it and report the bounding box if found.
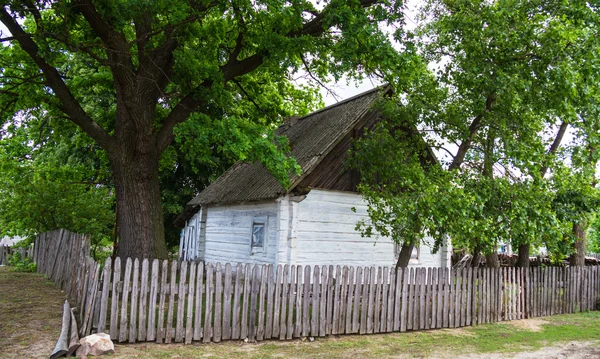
[75,333,114,357]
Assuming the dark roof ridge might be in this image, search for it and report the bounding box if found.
[280,83,391,128]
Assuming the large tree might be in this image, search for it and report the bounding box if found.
[0,0,405,259]
[351,0,600,267]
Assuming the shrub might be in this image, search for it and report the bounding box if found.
[7,251,37,272]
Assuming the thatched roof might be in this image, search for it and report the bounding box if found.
[174,85,390,225]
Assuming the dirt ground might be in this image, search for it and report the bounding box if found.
[1,266,599,359]
[0,266,65,359]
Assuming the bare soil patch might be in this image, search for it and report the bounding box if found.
[0,266,65,359]
[504,318,549,332]
[446,341,600,359]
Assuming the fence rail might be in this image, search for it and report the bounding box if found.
[32,230,600,344]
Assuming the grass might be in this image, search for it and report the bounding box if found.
[116,312,600,358]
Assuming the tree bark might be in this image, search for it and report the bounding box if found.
[516,243,530,268]
[485,252,500,268]
[395,241,415,269]
[110,150,168,260]
[569,223,586,267]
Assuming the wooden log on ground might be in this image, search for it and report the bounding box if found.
[67,307,81,357]
[50,300,71,359]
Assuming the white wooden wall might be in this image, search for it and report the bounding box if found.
[292,189,448,268]
[180,189,450,268]
[201,201,278,265]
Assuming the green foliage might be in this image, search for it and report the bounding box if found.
[7,252,37,273]
[0,0,411,254]
[0,126,115,243]
[351,0,600,260]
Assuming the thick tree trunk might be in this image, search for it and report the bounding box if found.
[110,152,168,260]
[569,223,586,267]
[516,243,530,268]
[485,252,500,268]
[395,241,415,269]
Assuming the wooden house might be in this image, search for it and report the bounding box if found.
[176,86,451,268]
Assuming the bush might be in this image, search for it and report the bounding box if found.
[7,251,37,272]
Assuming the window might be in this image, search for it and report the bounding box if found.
[252,222,265,249]
[251,216,267,255]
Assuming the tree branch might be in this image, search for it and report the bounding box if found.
[448,93,496,171]
[0,6,113,150]
[540,120,568,177]
[155,0,379,153]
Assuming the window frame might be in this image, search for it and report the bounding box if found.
[250,216,268,255]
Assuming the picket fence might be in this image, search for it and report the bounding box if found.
[32,230,600,344]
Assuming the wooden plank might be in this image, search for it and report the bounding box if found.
[346,266,356,334]
[165,260,178,344]
[231,264,243,340]
[399,267,408,332]
[264,264,274,339]
[311,265,320,337]
[337,266,348,334]
[518,267,523,319]
[118,258,132,342]
[393,267,402,332]
[295,265,303,337]
[175,261,188,343]
[464,267,471,326]
[240,264,250,340]
[156,260,169,343]
[326,265,335,335]
[213,263,222,342]
[222,263,233,341]
[406,268,414,331]
[462,267,468,326]
[98,257,112,334]
[381,267,389,332]
[248,264,260,342]
[129,258,140,343]
[203,263,214,343]
[110,257,121,340]
[258,264,268,341]
[367,266,376,333]
[185,262,196,344]
[193,263,204,341]
[385,267,394,333]
[302,265,311,337]
[436,267,443,329]
[138,259,149,341]
[351,266,362,334]
[430,268,437,329]
[373,267,382,333]
[286,265,296,339]
[359,267,369,334]
[83,263,100,337]
[532,267,537,318]
[279,265,289,339]
[424,267,432,330]
[272,265,282,337]
[419,268,426,330]
[449,268,455,328]
[319,265,328,337]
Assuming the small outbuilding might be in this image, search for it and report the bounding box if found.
[176,86,451,268]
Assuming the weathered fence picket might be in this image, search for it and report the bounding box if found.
[27,230,600,346]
